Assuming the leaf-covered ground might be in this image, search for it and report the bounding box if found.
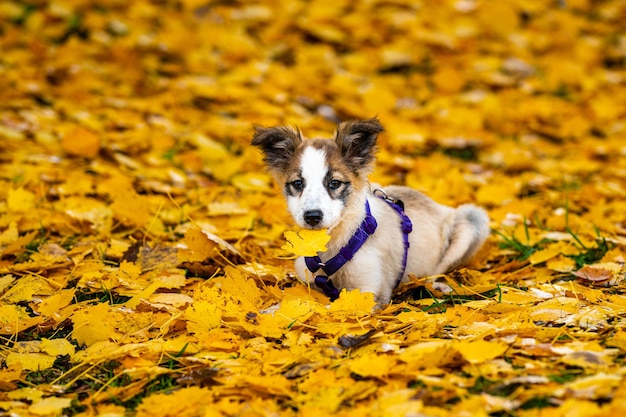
[1,0,626,416]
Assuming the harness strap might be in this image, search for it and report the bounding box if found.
[383,198,413,286]
[314,275,340,301]
[305,200,377,300]
[304,194,412,301]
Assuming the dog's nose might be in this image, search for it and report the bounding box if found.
[304,210,323,227]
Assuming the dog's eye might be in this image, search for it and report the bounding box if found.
[328,179,342,190]
[290,180,304,191]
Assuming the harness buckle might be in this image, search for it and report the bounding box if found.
[373,188,405,210]
[373,188,394,202]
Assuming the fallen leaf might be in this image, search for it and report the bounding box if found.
[40,338,75,358]
[572,265,612,282]
[7,387,45,402]
[572,263,624,286]
[282,228,330,257]
[5,353,55,372]
[348,353,395,378]
[455,339,509,364]
[329,289,376,315]
[35,289,76,318]
[1,1,625,415]
[61,127,101,158]
[185,301,222,334]
[70,303,116,346]
[7,188,36,212]
[29,397,73,416]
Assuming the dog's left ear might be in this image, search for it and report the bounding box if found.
[335,118,384,173]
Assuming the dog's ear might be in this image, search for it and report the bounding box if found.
[335,118,384,173]
[252,125,302,174]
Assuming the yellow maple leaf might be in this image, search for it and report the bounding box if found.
[71,303,115,346]
[3,0,626,413]
[0,221,19,246]
[5,353,55,372]
[185,301,222,334]
[61,126,101,158]
[0,366,22,387]
[97,175,151,228]
[147,293,194,308]
[7,387,44,402]
[110,196,151,229]
[40,338,75,358]
[1,276,56,304]
[1,230,38,257]
[529,297,579,323]
[29,397,73,416]
[0,276,15,295]
[281,228,330,257]
[125,282,161,310]
[177,227,220,263]
[274,297,318,327]
[177,227,241,263]
[0,304,43,335]
[135,386,214,417]
[475,182,518,206]
[477,2,520,36]
[57,196,113,235]
[529,246,563,265]
[455,339,509,364]
[348,353,396,378]
[119,260,142,278]
[106,238,131,259]
[7,187,36,212]
[231,172,272,192]
[36,289,76,318]
[0,304,30,328]
[329,289,376,314]
[606,329,626,351]
[399,341,456,368]
[219,266,264,309]
[547,255,577,272]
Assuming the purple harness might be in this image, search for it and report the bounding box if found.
[304,194,413,301]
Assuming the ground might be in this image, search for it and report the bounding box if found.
[1,0,626,416]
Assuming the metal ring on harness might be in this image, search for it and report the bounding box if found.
[374,188,405,210]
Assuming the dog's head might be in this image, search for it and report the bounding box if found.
[252,118,384,230]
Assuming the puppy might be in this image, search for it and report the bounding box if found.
[252,118,490,306]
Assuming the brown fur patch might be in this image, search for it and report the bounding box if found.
[251,125,302,179]
[334,118,383,174]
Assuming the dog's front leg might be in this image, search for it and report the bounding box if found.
[294,256,390,308]
[294,256,314,285]
[342,254,393,309]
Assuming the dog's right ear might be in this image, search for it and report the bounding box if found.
[252,126,302,173]
[335,118,384,174]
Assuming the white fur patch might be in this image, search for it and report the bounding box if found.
[287,146,344,229]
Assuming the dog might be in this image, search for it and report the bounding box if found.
[252,118,490,307]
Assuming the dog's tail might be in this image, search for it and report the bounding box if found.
[437,204,490,273]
